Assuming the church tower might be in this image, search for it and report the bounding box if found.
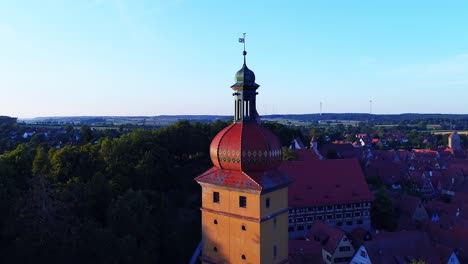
[195,50,292,264]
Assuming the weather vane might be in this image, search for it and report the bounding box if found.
[238,33,246,63]
[238,33,246,51]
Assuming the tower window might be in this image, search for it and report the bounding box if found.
[274,245,277,258]
[213,246,218,252]
[237,99,241,121]
[213,192,220,203]
[241,254,246,260]
[239,196,247,208]
[214,219,218,225]
[266,198,270,208]
[242,225,246,231]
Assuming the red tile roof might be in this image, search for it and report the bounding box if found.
[318,143,358,159]
[295,149,320,161]
[195,167,292,191]
[209,122,283,172]
[350,226,371,245]
[279,158,373,207]
[364,231,440,264]
[288,239,322,256]
[434,243,455,263]
[398,194,423,217]
[424,223,468,263]
[305,221,346,253]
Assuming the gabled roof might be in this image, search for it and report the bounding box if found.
[290,137,306,149]
[425,200,459,218]
[195,166,292,192]
[279,158,373,207]
[288,239,323,264]
[349,226,371,248]
[363,231,440,264]
[306,221,346,254]
[398,194,423,217]
[449,131,459,139]
[424,223,468,263]
[295,149,320,161]
[434,243,456,263]
[318,143,358,159]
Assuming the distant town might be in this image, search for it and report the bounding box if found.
[2,111,467,263]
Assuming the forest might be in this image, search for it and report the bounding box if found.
[0,120,228,263]
[0,118,304,264]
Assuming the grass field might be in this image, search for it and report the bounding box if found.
[433,131,468,135]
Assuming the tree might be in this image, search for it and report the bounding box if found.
[282,147,299,161]
[32,145,50,176]
[371,188,398,231]
[107,189,164,263]
[79,125,93,143]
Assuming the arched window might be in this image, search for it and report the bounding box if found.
[237,99,241,120]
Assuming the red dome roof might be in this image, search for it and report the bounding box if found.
[210,122,282,172]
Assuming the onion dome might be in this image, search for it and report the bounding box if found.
[210,122,282,172]
[231,51,259,90]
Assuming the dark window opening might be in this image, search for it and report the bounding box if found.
[213,192,220,203]
[241,254,246,260]
[242,225,246,231]
[274,245,277,258]
[239,196,247,208]
[213,246,218,252]
[214,219,218,225]
[360,250,367,258]
[266,198,270,208]
[339,246,351,252]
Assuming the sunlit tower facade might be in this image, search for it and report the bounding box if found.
[195,50,292,264]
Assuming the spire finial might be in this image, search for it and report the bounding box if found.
[239,33,246,64]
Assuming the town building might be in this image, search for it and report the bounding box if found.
[306,221,356,264]
[349,231,459,264]
[280,154,374,238]
[449,131,462,150]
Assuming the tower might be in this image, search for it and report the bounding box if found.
[448,131,461,150]
[195,50,292,264]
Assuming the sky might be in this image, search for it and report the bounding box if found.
[0,0,467,118]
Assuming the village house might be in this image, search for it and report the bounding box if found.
[306,221,355,264]
[349,231,456,264]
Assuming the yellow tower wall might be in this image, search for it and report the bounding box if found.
[200,183,289,264]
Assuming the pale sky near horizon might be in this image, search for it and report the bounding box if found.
[1,0,467,118]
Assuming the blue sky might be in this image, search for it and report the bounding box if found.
[0,0,467,118]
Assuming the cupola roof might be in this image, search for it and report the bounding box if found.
[210,122,282,172]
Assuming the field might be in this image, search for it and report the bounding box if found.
[433,131,468,135]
